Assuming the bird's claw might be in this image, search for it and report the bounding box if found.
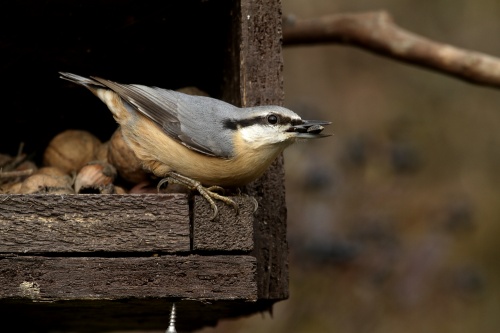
[196,185,239,220]
[159,172,240,220]
[248,195,259,214]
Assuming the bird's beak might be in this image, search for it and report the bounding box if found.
[287,120,332,138]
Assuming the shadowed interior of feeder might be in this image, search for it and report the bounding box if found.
[0,0,233,165]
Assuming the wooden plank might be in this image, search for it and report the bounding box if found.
[0,255,257,301]
[193,196,255,252]
[0,193,190,253]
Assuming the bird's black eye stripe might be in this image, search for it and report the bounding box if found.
[223,119,239,130]
[223,115,295,130]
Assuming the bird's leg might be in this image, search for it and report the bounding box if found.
[157,171,239,220]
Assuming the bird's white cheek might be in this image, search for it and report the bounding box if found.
[240,126,266,144]
[239,126,288,147]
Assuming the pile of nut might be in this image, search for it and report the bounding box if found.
[0,86,209,195]
[0,127,156,195]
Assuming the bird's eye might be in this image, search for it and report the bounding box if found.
[267,114,279,125]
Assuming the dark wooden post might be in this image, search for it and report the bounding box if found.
[222,0,289,302]
[238,0,289,302]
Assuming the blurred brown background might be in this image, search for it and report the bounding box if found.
[199,0,500,332]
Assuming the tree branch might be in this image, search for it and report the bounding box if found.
[282,11,500,88]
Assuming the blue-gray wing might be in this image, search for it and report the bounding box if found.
[91,77,237,158]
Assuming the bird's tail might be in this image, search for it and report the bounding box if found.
[59,72,133,124]
[59,72,105,90]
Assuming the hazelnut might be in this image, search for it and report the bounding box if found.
[43,129,102,174]
[113,185,127,194]
[36,166,68,178]
[74,160,117,194]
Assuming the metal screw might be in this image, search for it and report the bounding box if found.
[166,303,177,333]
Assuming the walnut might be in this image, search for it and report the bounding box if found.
[43,129,102,174]
[19,173,73,194]
[108,127,149,184]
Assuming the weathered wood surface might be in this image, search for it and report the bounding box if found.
[0,194,190,253]
[193,196,255,251]
[0,255,257,301]
[238,0,290,301]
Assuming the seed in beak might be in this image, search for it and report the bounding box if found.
[307,124,324,134]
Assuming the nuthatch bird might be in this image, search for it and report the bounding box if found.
[59,72,331,219]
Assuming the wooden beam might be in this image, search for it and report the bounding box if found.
[0,194,190,253]
[0,255,257,301]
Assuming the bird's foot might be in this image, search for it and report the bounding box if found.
[157,172,239,220]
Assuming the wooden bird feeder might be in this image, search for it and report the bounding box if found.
[0,0,288,331]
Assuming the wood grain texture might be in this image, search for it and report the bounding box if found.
[239,0,290,301]
[0,193,190,253]
[205,0,290,304]
[239,0,285,107]
[193,195,255,251]
[0,255,257,301]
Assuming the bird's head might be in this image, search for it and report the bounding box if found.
[225,106,331,151]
